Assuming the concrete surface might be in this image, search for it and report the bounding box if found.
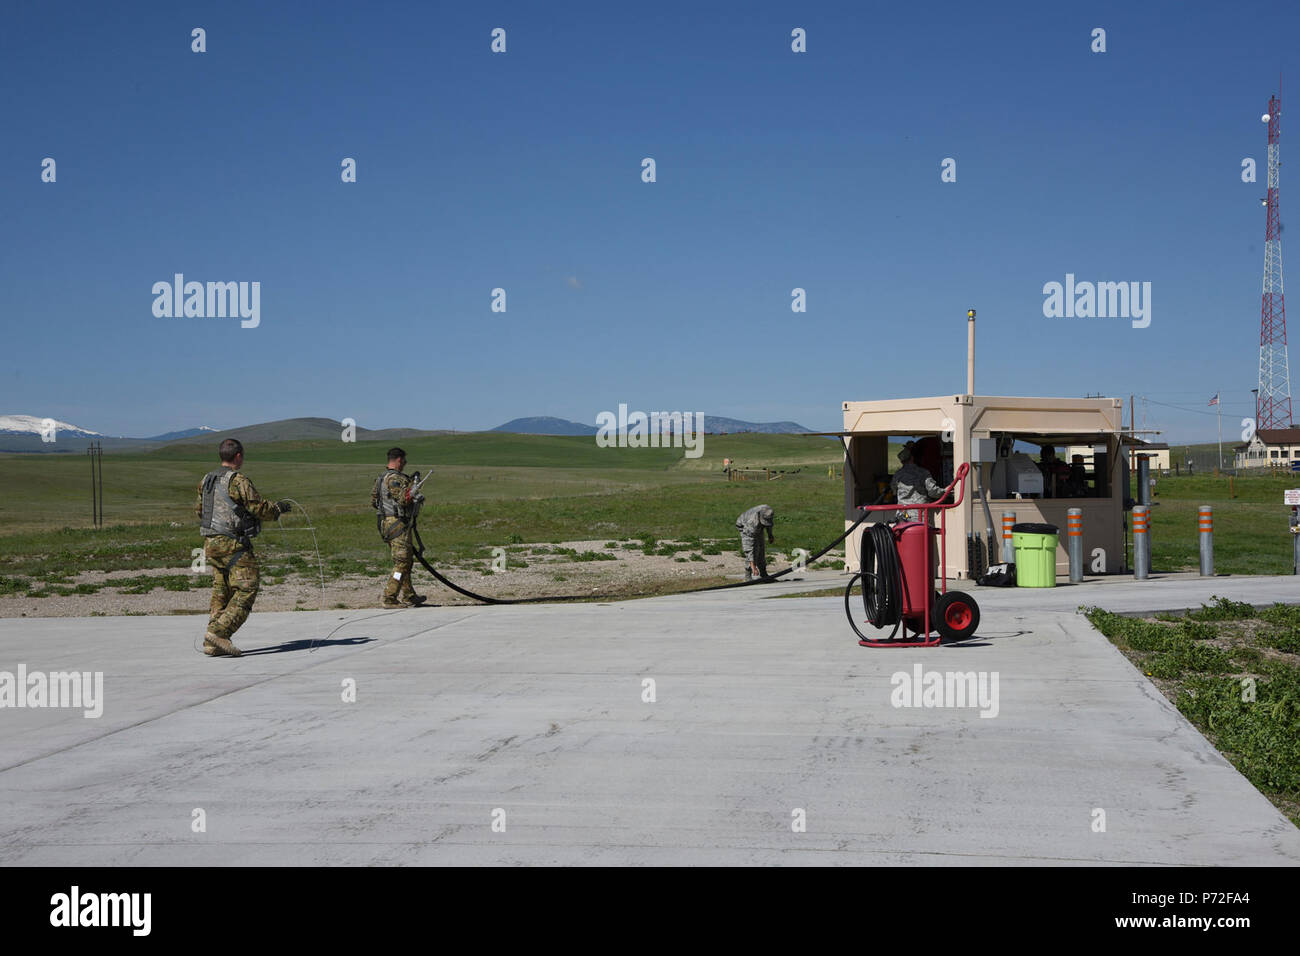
[1,571,1298,865]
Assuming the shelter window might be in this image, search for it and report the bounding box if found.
[986,434,1112,500]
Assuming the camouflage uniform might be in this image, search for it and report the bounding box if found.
[736,504,775,579]
[195,469,283,649]
[891,462,945,522]
[372,469,419,604]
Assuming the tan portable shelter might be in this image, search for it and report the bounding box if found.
[835,395,1127,579]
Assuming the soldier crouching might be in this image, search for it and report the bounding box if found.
[736,503,775,582]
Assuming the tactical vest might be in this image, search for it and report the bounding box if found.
[372,469,409,519]
[200,469,260,539]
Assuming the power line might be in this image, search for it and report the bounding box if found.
[1143,398,1252,417]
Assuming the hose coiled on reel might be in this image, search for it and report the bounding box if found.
[844,522,903,642]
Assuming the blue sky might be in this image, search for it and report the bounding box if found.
[1,0,1296,442]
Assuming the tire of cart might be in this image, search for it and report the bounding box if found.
[935,591,980,642]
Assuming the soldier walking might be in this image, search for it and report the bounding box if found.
[196,439,291,657]
[735,504,775,582]
[372,447,427,608]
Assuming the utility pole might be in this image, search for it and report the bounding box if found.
[87,441,103,528]
[1217,389,1223,472]
[1129,394,1135,472]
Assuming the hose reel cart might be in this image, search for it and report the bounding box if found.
[845,461,981,647]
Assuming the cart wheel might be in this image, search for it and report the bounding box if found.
[935,591,980,641]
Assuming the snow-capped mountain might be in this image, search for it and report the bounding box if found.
[0,415,103,438]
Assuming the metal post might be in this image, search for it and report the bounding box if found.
[96,442,103,527]
[1001,511,1016,563]
[88,442,103,528]
[1198,505,1214,576]
[1067,508,1083,582]
[1137,455,1150,507]
[1292,507,1299,575]
[1133,505,1150,580]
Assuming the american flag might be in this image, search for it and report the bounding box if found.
[1208,394,1219,406]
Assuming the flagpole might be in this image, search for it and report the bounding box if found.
[1217,391,1222,472]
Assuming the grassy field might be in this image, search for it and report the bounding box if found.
[1139,471,1299,575]
[1086,599,1300,826]
[0,433,847,590]
[3,435,1298,595]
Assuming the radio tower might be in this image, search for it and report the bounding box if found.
[1258,89,1293,429]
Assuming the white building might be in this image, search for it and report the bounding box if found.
[1234,428,1300,470]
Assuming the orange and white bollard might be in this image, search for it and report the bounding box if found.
[1133,505,1150,580]
[1001,512,1016,564]
[1067,508,1083,582]
[1198,505,1213,576]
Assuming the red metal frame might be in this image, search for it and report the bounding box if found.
[853,462,970,647]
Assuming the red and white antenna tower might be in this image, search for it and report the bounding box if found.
[1258,89,1293,429]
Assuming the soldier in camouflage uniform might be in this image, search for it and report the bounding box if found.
[891,442,946,522]
[195,438,291,657]
[372,447,427,608]
[735,504,775,582]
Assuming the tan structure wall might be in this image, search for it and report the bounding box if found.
[842,395,1125,580]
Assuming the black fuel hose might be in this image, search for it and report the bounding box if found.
[406,435,884,606]
[844,522,903,642]
[410,508,876,605]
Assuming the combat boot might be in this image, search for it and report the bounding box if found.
[204,633,242,657]
[381,596,405,609]
[401,592,427,607]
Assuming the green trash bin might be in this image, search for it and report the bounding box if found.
[1012,522,1059,587]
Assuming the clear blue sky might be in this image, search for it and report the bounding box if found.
[2,0,1296,443]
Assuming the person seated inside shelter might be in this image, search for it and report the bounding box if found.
[1038,446,1071,497]
[1065,454,1089,497]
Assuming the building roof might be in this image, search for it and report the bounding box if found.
[1254,428,1300,445]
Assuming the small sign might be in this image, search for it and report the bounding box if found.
[1286,489,1300,505]
[1291,460,1300,472]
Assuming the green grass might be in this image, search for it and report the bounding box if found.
[1085,601,1300,825]
[6,435,1299,597]
[1138,471,1299,575]
[0,434,845,592]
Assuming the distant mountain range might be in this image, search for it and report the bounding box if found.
[491,417,598,435]
[0,415,217,443]
[1,412,811,453]
[144,426,220,442]
[491,415,812,435]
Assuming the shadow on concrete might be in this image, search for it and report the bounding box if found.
[242,636,376,656]
[942,629,1031,647]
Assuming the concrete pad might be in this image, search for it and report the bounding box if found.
[1,574,1298,865]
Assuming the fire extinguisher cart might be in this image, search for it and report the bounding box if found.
[845,461,981,647]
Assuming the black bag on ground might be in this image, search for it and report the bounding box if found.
[977,562,1017,587]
